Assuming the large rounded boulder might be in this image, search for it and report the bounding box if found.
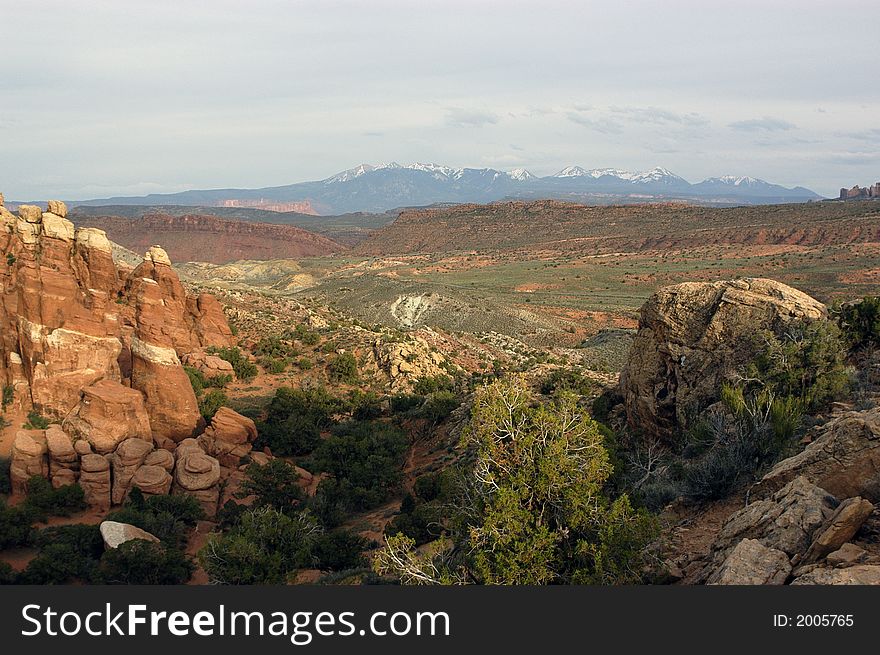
[619,278,826,440]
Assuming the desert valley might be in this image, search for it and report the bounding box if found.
[1,179,879,585]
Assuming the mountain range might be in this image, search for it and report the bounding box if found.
[68,163,823,215]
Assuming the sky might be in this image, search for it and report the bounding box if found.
[1,0,878,200]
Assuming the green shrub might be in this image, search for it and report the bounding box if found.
[237,459,304,514]
[390,393,424,414]
[296,357,314,370]
[0,456,10,495]
[18,542,100,584]
[0,499,37,549]
[208,346,258,381]
[198,507,321,584]
[328,352,358,384]
[23,411,50,430]
[374,378,658,585]
[413,375,455,395]
[350,390,383,421]
[25,476,86,517]
[293,324,320,346]
[837,297,880,351]
[0,561,15,585]
[1,384,13,409]
[261,357,288,374]
[99,540,194,584]
[309,421,409,522]
[312,530,368,571]
[184,365,206,395]
[258,386,348,456]
[746,319,850,411]
[419,391,459,423]
[199,388,228,421]
[539,368,594,396]
[106,491,204,549]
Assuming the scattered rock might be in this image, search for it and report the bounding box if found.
[792,564,880,585]
[698,477,839,581]
[826,543,868,568]
[802,497,874,564]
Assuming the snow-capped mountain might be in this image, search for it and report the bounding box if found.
[73,163,823,214]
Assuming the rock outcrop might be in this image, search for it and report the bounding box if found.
[700,475,878,585]
[752,407,880,502]
[373,336,452,390]
[172,439,221,516]
[10,430,48,494]
[64,379,152,454]
[619,278,826,440]
[198,407,257,468]
[182,350,235,380]
[79,453,111,510]
[45,425,79,489]
[0,197,234,430]
[109,438,154,505]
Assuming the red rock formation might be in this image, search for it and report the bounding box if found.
[0,194,234,444]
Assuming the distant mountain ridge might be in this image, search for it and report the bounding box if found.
[67,162,823,215]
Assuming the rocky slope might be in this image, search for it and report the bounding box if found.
[71,212,345,264]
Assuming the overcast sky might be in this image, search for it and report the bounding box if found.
[2,0,878,200]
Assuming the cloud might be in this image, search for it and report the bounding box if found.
[566,112,623,134]
[819,151,880,166]
[445,107,499,128]
[609,106,709,127]
[728,116,796,132]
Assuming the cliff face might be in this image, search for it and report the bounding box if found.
[0,195,233,441]
[71,212,346,264]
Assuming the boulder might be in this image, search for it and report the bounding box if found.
[143,448,175,471]
[64,379,152,454]
[182,351,235,379]
[802,497,874,564]
[17,205,43,223]
[707,538,791,585]
[131,464,173,497]
[173,445,221,516]
[45,424,79,487]
[41,212,74,241]
[10,430,48,494]
[792,564,880,585]
[619,279,825,440]
[198,407,257,468]
[752,407,880,503]
[46,200,68,218]
[100,520,160,549]
[826,543,868,567]
[109,438,154,505]
[79,453,111,510]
